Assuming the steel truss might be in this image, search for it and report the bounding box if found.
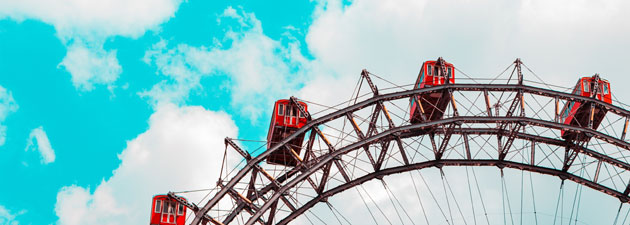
[187,70,630,225]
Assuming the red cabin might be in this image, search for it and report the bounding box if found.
[410,58,455,124]
[560,74,612,141]
[266,99,309,166]
[150,195,186,225]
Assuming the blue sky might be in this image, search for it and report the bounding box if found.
[0,1,317,223]
[1,0,630,224]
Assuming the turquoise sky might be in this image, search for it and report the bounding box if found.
[1,0,630,224]
[0,1,317,224]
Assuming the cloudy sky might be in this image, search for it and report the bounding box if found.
[1,0,630,224]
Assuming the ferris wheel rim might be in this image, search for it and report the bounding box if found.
[276,159,629,225]
[191,82,630,225]
[240,118,630,224]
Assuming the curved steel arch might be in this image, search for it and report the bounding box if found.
[190,82,630,225]
[242,118,630,225]
[277,159,628,224]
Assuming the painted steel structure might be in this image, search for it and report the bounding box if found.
[166,59,630,225]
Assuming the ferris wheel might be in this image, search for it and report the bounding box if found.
[150,57,630,225]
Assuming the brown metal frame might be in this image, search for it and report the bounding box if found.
[189,76,630,225]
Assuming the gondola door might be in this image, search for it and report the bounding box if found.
[284,105,290,125]
[168,202,176,223]
[161,201,175,224]
[285,106,297,126]
[291,107,297,125]
[597,81,604,100]
[161,201,168,223]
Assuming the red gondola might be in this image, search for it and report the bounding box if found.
[266,99,309,166]
[149,194,186,225]
[560,74,612,141]
[410,58,455,124]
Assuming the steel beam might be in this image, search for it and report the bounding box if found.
[241,116,630,225]
[346,112,377,169]
[484,90,492,117]
[436,123,457,160]
[361,69,379,96]
[277,159,630,224]
[191,84,630,225]
[623,117,629,141]
[499,122,524,160]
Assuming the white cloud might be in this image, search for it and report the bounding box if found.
[0,205,22,225]
[50,0,630,223]
[142,7,320,121]
[0,0,182,39]
[294,0,630,223]
[58,41,122,91]
[54,104,239,224]
[25,126,55,164]
[304,0,630,103]
[0,85,18,146]
[0,0,184,91]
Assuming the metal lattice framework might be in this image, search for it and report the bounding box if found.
[175,59,630,225]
